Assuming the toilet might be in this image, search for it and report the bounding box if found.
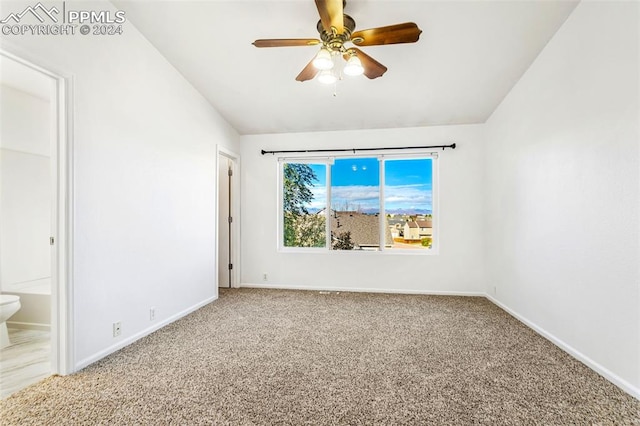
[0,295,21,349]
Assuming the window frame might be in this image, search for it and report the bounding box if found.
[277,151,439,255]
[277,157,332,252]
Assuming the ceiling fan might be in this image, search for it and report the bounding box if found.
[252,0,422,83]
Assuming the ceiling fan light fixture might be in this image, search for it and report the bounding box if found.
[317,69,338,85]
[252,1,422,83]
[343,54,364,76]
[312,48,334,70]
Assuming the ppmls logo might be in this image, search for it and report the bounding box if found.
[0,2,59,24]
[1,2,126,36]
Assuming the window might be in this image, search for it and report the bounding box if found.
[279,154,437,253]
[281,162,327,248]
[331,158,380,250]
[384,158,434,250]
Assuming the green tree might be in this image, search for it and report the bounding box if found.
[283,163,325,247]
[332,231,355,250]
[283,164,316,215]
[286,213,326,247]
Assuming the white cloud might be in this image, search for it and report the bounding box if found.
[331,185,380,201]
[384,185,432,206]
[304,184,432,212]
[308,186,327,209]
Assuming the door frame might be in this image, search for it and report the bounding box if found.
[216,145,240,290]
[0,47,74,375]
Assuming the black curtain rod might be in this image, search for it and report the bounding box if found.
[261,143,456,156]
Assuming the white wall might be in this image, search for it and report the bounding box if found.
[2,0,239,367]
[240,124,485,294]
[0,85,51,288]
[0,84,50,155]
[484,1,639,396]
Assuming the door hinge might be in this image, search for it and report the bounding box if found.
[50,237,55,245]
[228,168,233,177]
[228,216,233,224]
[228,263,233,270]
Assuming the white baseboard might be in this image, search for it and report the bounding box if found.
[7,321,50,332]
[240,282,485,297]
[486,294,639,400]
[75,296,217,371]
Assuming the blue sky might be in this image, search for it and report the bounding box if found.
[305,158,433,213]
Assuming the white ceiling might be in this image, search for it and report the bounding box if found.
[114,0,578,135]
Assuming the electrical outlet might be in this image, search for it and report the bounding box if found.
[150,307,155,321]
[113,321,121,337]
[263,273,268,281]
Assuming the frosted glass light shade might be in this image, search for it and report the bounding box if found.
[344,55,364,76]
[318,69,338,84]
[313,48,334,70]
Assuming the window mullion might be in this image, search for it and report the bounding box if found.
[325,163,332,251]
[379,158,385,252]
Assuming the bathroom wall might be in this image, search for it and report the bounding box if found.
[0,84,52,292]
[5,293,50,330]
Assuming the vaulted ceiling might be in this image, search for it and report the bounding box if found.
[114,1,578,135]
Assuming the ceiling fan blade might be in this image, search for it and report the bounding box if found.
[351,22,422,46]
[296,58,320,82]
[347,48,387,79]
[253,39,321,48]
[315,0,344,34]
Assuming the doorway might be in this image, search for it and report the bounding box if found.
[217,147,239,290]
[0,50,72,396]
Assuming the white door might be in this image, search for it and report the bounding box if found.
[218,155,231,288]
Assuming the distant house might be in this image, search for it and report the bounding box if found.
[416,219,432,229]
[316,209,359,218]
[331,212,392,250]
[386,217,406,239]
[387,217,405,228]
[403,219,433,241]
[404,221,419,240]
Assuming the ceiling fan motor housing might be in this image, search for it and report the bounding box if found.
[317,14,356,52]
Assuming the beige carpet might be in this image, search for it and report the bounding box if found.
[1,289,638,425]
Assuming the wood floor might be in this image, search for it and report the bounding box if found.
[0,328,51,399]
